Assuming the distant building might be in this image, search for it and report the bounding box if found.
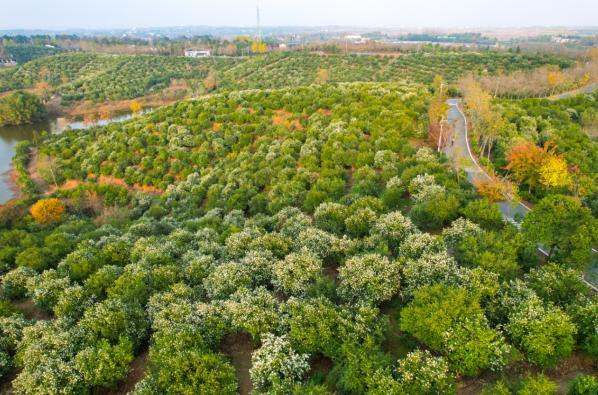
[344,34,369,44]
[184,49,211,58]
[0,59,17,67]
[552,36,572,44]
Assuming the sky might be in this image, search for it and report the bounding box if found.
[1,0,597,30]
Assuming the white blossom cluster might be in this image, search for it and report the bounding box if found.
[295,227,337,259]
[400,252,462,298]
[399,232,445,260]
[239,250,276,286]
[0,315,29,352]
[385,176,403,191]
[374,150,398,168]
[395,350,452,393]
[203,261,252,300]
[442,217,482,249]
[409,174,446,203]
[414,147,438,164]
[372,211,416,250]
[273,250,322,296]
[223,287,280,339]
[338,254,401,305]
[2,266,37,299]
[26,269,70,312]
[224,227,263,259]
[250,333,310,393]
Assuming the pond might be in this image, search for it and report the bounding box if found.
[0,111,141,204]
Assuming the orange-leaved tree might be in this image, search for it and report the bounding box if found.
[505,142,545,192]
[30,198,65,224]
[506,141,570,192]
[473,176,516,203]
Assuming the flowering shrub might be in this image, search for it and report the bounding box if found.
[338,254,401,305]
[507,296,576,368]
[395,350,455,394]
[372,211,416,253]
[223,287,280,340]
[399,232,445,260]
[442,316,512,376]
[314,202,348,235]
[345,208,378,238]
[203,261,252,300]
[74,338,134,387]
[408,174,445,203]
[250,333,310,393]
[442,217,482,249]
[400,252,462,298]
[26,269,70,312]
[2,266,36,299]
[273,250,322,295]
[295,227,337,259]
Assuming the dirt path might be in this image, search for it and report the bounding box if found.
[11,299,51,321]
[457,354,598,394]
[106,349,149,395]
[27,148,49,193]
[220,332,254,395]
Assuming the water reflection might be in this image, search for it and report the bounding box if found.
[0,111,143,204]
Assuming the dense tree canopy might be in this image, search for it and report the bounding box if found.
[0,91,46,126]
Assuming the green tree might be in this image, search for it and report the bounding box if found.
[507,297,576,368]
[0,91,47,126]
[74,338,134,388]
[522,195,597,270]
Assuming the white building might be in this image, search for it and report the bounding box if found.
[184,49,211,58]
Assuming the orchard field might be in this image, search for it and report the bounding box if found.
[0,75,596,394]
[0,50,572,106]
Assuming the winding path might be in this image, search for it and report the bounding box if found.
[443,98,598,292]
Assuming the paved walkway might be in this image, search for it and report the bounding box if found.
[443,98,598,291]
[549,82,598,100]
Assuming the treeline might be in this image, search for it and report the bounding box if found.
[460,47,598,98]
[0,50,572,106]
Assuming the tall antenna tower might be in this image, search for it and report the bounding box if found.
[256,4,262,42]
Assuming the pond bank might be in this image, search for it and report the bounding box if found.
[0,108,153,205]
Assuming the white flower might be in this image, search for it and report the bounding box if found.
[250,333,310,392]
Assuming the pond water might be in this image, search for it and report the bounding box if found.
[0,111,140,204]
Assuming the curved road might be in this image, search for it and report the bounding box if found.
[443,98,598,292]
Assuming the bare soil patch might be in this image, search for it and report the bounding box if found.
[457,354,598,395]
[106,349,149,395]
[0,368,20,394]
[220,332,255,395]
[11,299,51,321]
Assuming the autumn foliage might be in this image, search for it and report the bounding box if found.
[505,142,570,191]
[30,198,65,224]
[316,68,330,84]
[474,177,512,203]
[129,100,143,114]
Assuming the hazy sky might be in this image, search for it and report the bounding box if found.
[1,0,597,30]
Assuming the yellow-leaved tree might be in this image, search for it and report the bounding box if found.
[316,69,330,84]
[539,155,570,188]
[251,41,267,54]
[30,198,65,224]
[130,100,143,114]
